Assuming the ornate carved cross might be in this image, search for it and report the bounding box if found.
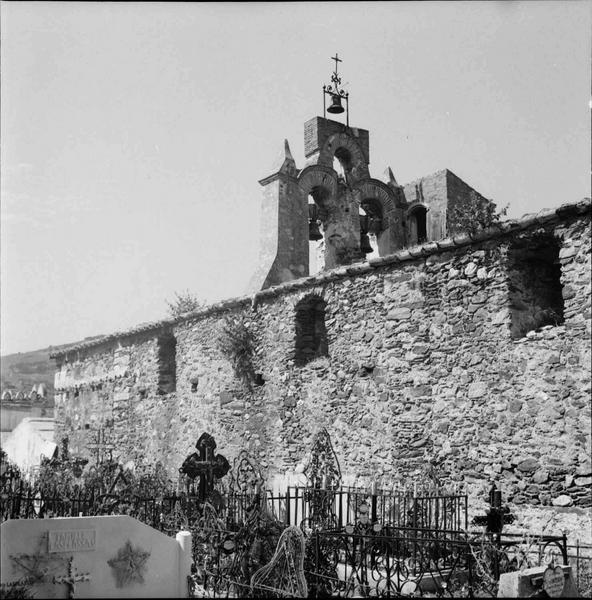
[179,432,230,500]
[52,557,91,599]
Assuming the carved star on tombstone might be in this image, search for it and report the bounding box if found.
[107,540,151,588]
[10,550,68,584]
[10,535,69,584]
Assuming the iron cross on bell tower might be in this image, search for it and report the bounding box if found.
[323,53,349,126]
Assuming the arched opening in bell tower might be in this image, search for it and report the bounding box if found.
[333,157,346,182]
[307,186,330,275]
[308,195,324,275]
[408,205,428,245]
[359,199,383,258]
[332,147,352,183]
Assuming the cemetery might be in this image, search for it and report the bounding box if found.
[1,35,590,600]
[0,429,588,598]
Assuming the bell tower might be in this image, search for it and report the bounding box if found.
[246,140,308,293]
[247,55,406,293]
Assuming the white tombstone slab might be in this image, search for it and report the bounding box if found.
[1,516,192,598]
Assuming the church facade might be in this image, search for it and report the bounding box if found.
[50,108,591,528]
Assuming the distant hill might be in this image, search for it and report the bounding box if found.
[1,337,103,398]
[1,346,60,397]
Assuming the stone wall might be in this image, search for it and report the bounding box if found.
[53,201,591,534]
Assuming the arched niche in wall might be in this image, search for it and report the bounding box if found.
[156,332,177,394]
[294,295,328,366]
[507,233,565,339]
[408,204,428,245]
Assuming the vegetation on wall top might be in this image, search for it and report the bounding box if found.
[166,290,206,318]
[448,191,508,236]
[218,314,257,390]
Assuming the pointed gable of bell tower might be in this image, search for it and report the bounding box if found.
[246,139,307,293]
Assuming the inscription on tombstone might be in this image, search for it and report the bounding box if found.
[48,530,96,553]
[542,566,565,598]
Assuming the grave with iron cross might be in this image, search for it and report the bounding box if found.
[472,482,515,533]
[179,432,230,501]
[52,556,91,599]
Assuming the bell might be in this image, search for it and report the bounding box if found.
[309,219,323,241]
[367,216,383,235]
[327,94,345,114]
[360,232,373,254]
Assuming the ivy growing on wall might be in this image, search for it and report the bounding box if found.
[218,314,257,389]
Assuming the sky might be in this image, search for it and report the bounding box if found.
[1,1,590,355]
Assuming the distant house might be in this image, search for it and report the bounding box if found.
[0,383,54,447]
[2,417,57,474]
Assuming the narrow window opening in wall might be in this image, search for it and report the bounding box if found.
[157,334,177,394]
[295,296,328,365]
[508,235,565,339]
[409,206,427,245]
[254,373,265,386]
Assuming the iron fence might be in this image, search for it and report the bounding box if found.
[258,486,468,532]
[2,477,575,598]
[3,479,467,530]
[308,527,474,598]
[568,540,592,596]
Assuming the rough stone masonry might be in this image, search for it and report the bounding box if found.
[50,112,591,539]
